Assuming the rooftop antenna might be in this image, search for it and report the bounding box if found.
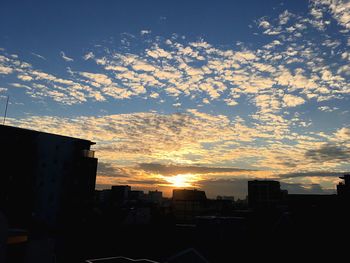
[3,95,9,125]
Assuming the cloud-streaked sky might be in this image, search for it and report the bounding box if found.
[1,0,349,198]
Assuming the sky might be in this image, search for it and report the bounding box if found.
[1,0,349,198]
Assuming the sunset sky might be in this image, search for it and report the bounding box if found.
[1,0,349,198]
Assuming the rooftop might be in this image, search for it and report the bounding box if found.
[0,124,95,145]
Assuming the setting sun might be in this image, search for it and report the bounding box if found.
[165,173,200,188]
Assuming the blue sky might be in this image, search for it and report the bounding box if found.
[1,0,349,197]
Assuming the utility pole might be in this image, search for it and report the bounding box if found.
[3,96,9,125]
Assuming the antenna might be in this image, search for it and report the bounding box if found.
[3,96,9,125]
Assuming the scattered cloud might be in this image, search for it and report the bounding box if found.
[141,30,151,35]
[1,1,349,196]
[97,162,129,177]
[283,94,305,107]
[305,144,350,163]
[312,0,350,29]
[83,52,95,60]
[0,66,13,74]
[60,51,74,62]
[31,52,46,60]
[318,106,338,112]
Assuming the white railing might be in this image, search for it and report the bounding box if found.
[85,256,160,263]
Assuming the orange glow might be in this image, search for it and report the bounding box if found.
[165,173,200,188]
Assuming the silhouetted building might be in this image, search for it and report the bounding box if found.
[129,190,145,201]
[216,195,235,202]
[0,125,97,229]
[123,207,151,225]
[206,199,234,216]
[0,212,7,262]
[148,190,163,204]
[172,189,207,222]
[173,189,207,201]
[248,180,286,208]
[111,185,131,206]
[337,174,350,198]
[286,194,337,210]
[95,189,112,209]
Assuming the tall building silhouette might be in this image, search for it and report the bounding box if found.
[248,180,286,208]
[111,185,131,206]
[0,125,97,229]
[337,174,350,198]
[172,189,207,222]
[148,190,163,204]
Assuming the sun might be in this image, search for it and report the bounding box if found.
[165,173,199,188]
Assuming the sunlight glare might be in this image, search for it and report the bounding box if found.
[165,173,200,188]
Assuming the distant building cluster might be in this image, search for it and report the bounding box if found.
[247,176,350,210]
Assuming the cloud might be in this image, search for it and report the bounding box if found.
[283,94,305,107]
[0,87,7,93]
[146,46,172,59]
[97,162,129,177]
[313,0,350,29]
[149,92,159,98]
[337,64,350,76]
[0,66,13,74]
[259,20,270,29]
[131,62,157,72]
[60,51,74,62]
[83,52,95,60]
[140,30,151,35]
[79,72,112,86]
[310,6,323,20]
[17,74,33,81]
[6,108,349,196]
[5,110,277,166]
[279,171,345,179]
[333,127,350,142]
[305,144,350,163]
[318,106,338,112]
[1,1,350,196]
[127,179,167,185]
[31,52,46,60]
[137,163,256,176]
[199,179,248,198]
[280,182,335,195]
[1,15,349,114]
[197,178,335,199]
[279,10,293,25]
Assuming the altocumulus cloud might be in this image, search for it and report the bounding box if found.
[1,1,350,196]
[305,144,350,163]
[137,163,257,176]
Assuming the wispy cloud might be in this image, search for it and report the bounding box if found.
[31,52,46,60]
[60,51,74,62]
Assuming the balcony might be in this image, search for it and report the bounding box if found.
[81,149,95,158]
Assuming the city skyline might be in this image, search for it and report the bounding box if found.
[1,0,350,198]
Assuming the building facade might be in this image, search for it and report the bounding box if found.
[172,189,207,222]
[0,125,97,229]
[337,174,350,198]
[248,180,286,208]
